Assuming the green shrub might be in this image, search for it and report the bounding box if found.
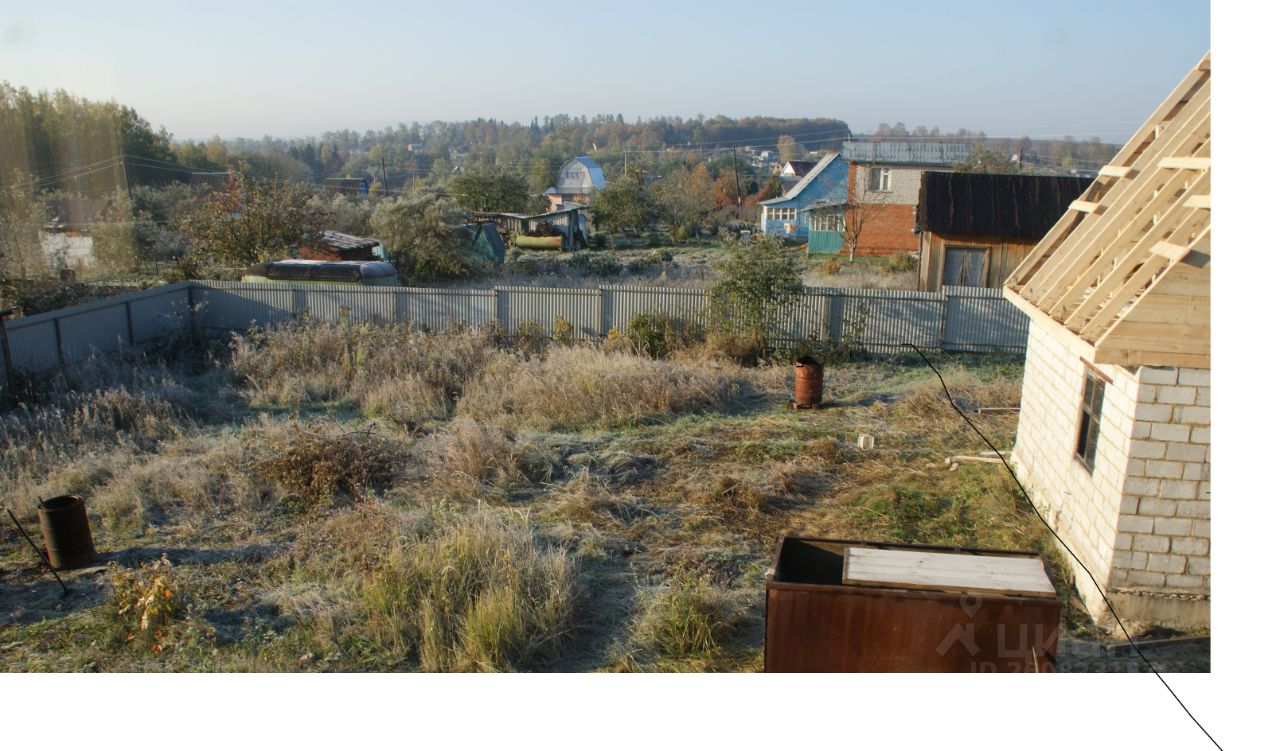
[633,572,739,658]
[624,312,700,358]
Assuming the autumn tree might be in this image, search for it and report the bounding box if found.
[656,163,714,239]
[177,174,327,267]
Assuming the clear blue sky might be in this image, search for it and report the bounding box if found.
[0,0,1209,142]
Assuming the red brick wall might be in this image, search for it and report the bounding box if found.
[845,164,918,256]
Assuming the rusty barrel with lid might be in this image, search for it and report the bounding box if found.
[37,494,96,570]
[794,356,824,407]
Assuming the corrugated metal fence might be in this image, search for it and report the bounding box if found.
[1,281,1028,393]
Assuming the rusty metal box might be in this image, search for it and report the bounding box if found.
[764,537,1062,672]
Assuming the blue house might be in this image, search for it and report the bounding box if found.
[758,153,847,239]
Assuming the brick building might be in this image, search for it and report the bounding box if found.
[842,138,972,256]
[1003,53,1210,630]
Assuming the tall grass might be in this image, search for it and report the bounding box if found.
[457,347,745,431]
[0,357,191,482]
[362,510,577,671]
[633,572,742,659]
[230,321,496,427]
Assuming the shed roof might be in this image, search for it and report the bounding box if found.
[1004,52,1211,369]
[843,138,973,166]
[783,160,816,177]
[760,152,841,206]
[916,172,1092,240]
[318,230,380,252]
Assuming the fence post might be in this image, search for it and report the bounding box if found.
[939,287,951,352]
[123,299,136,348]
[827,293,845,347]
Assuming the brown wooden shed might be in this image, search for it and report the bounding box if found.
[916,172,1091,291]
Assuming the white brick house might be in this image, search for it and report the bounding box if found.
[1003,53,1210,630]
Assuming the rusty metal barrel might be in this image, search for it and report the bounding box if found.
[37,495,96,570]
[794,356,824,407]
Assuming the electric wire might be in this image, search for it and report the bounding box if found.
[901,342,1222,751]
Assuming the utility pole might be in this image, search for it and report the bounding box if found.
[381,156,389,196]
[731,146,742,207]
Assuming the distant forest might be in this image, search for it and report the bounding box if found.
[2,82,1119,199]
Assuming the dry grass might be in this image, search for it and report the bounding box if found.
[632,571,745,660]
[0,358,191,483]
[254,422,406,511]
[230,321,496,427]
[361,509,577,671]
[456,347,747,431]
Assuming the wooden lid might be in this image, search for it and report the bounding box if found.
[843,546,1056,598]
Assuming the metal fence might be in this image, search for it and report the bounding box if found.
[1,280,1029,393]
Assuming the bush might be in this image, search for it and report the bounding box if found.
[819,257,841,276]
[624,312,700,359]
[888,253,918,273]
[255,424,404,511]
[362,510,577,671]
[110,556,183,649]
[551,315,574,345]
[709,234,804,348]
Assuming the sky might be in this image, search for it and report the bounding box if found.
[0,0,1210,142]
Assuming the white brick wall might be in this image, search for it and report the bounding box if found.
[1011,325,1210,628]
[852,166,924,206]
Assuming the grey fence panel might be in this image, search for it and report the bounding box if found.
[837,288,947,353]
[57,305,131,360]
[301,287,398,324]
[497,286,602,339]
[130,288,192,343]
[195,282,297,331]
[602,286,709,332]
[772,293,830,344]
[941,286,1030,352]
[400,288,496,330]
[4,319,61,372]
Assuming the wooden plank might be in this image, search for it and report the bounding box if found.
[1021,91,1210,308]
[1069,200,1103,214]
[1122,294,1209,325]
[1003,289,1100,360]
[1151,240,1192,262]
[843,547,1056,598]
[1092,347,1210,369]
[1160,156,1210,170]
[1185,194,1211,209]
[1098,165,1138,179]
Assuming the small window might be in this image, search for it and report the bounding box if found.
[867,167,892,192]
[1075,370,1105,470]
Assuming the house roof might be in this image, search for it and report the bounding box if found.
[760,152,841,206]
[842,138,973,166]
[1004,52,1210,369]
[783,160,816,177]
[916,172,1092,240]
[567,156,607,188]
[318,230,380,252]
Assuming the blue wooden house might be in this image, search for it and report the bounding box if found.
[758,153,847,240]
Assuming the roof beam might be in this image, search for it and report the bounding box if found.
[1159,156,1210,170]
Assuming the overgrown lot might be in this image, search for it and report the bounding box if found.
[0,321,1169,672]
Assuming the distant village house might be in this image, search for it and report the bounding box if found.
[758,153,847,240]
[545,156,607,209]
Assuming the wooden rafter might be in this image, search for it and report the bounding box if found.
[1003,52,1211,369]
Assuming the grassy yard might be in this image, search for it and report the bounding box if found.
[1,321,1154,672]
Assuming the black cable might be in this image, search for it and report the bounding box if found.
[901,342,1222,751]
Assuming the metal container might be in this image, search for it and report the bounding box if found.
[765,536,1061,672]
[37,495,96,570]
[794,356,824,407]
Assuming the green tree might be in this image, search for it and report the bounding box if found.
[370,193,476,281]
[176,174,327,267]
[593,170,658,234]
[709,234,804,344]
[452,167,531,213]
[760,174,783,200]
[656,163,714,239]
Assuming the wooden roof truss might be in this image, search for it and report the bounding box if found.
[1004,53,1210,368]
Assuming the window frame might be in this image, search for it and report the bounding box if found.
[867,167,892,193]
[1075,368,1106,472]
